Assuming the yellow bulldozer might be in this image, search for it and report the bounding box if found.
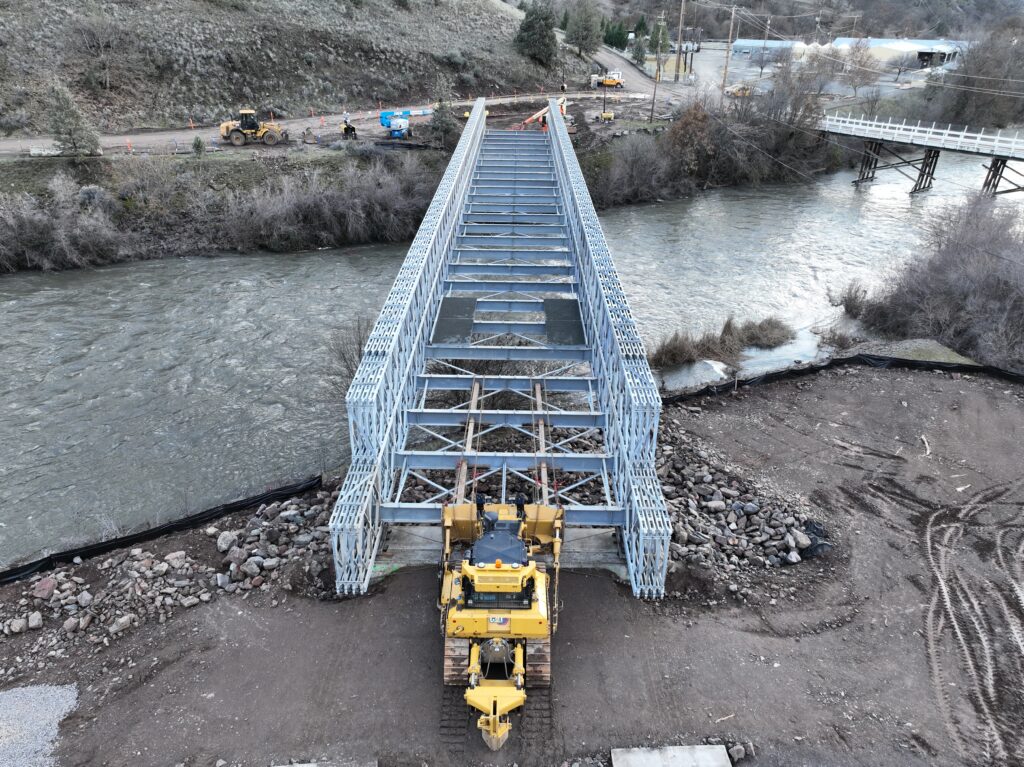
[440,494,562,750]
[219,109,289,146]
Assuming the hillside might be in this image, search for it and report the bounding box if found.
[0,0,563,133]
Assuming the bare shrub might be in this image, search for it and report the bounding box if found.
[860,197,1024,372]
[325,315,373,401]
[828,280,868,319]
[0,173,126,272]
[222,156,439,252]
[650,315,795,368]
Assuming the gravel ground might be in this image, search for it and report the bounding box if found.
[0,684,77,766]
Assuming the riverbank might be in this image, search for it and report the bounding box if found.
[0,145,446,273]
[2,365,1021,765]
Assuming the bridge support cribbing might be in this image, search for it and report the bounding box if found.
[853,140,940,193]
[329,98,670,598]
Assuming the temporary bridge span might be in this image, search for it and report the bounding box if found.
[329,98,670,598]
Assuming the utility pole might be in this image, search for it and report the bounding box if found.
[649,11,666,123]
[758,15,771,78]
[721,5,736,95]
[673,0,686,82]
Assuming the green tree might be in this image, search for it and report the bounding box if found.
[430,73,459,150]
[561,8,569,30]
[604,21,628,50]
[630,33,647,66]
[192,134,205,157]
[515,2,558,68]
[566,0,601,56]
[48,81,100,157]
[634,14,648,37]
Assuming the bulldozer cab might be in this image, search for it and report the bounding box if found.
[239,111,259,132]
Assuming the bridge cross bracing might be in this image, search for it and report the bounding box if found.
[329,99,671,598]
[821,113,1024,194]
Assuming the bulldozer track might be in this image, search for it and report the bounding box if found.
[439,684,471,755]
[519,684,554,742]
[443,636,470,686]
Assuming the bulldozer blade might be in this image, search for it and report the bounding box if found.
[481,729,509,751]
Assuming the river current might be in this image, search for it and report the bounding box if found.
[0,152,1010,568]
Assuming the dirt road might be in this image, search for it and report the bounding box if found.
[0,92,645,158]
[3,365,1021,766]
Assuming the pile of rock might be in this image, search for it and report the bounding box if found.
[658,411,830,583]
[0,546,215,675]
[206,487,338,595]
[0,485,340,676]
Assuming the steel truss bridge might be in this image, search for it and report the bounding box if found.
[822,113,1024,195]
[329,98,670,598]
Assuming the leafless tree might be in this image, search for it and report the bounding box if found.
[891,52,920,82]
[840,40,880,97]
[72,13,123,92]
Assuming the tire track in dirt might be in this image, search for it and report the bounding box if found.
[919,478,1024,762]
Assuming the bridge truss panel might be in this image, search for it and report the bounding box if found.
[329,100,488,594]
[547,99,670,598]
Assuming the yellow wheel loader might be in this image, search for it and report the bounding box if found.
[219,109,289,147]
[439,494,562,750]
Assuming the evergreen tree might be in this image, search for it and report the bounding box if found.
[48,81,100,157]
[630,33,647,66]
[515,2,558,67]
[565,0,601,56]
[561,8,569,30]
[634,14,648,37]
[430,74,459,150]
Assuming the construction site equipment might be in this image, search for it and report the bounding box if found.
[440,495,562,749]
[519,97,566,130]
[219,110,288,146]
[379,108,433,139]
[590,71,625,89]
[724,83,753,97]
[600,111,615,123]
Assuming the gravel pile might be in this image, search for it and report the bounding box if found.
[0,684,77,767]
[0,486,338,676]
[658,406,832,587]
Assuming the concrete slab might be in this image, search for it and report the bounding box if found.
[371,524,628,584]
[611,746,732,767]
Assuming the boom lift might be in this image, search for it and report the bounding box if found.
[439,380,563,750]
[379,108,434,139]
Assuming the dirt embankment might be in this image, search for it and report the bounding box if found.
[1,366,1022,766]
[0,0,564,134]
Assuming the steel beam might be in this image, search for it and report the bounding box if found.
[396,450,609,472]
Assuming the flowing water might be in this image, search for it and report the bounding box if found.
[0,152,1013,568]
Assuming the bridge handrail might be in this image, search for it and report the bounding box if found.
[821,113,1024,160]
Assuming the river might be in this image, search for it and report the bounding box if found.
[0,152,1010,569]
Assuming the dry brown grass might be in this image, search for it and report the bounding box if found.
[649,315,796,368]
